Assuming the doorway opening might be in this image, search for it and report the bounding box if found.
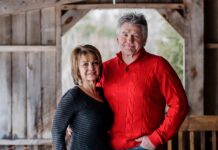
[61,9,184,93]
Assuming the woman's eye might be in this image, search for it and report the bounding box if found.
[93,61,100,65]
[83,63,88,67]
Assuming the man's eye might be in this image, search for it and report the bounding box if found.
[133,34,140,38]
[121,33,128,37]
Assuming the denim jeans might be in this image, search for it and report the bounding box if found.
[128,146,146,150]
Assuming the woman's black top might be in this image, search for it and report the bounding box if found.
[52,86,113,150]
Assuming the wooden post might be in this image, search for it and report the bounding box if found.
[184,0,204,114]
[56,6,62,104]
[41,7,57,139]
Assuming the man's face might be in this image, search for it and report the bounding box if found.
[117,22,146,56]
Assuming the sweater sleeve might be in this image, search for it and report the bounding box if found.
[148,57,189,147]
[51,88,83,150]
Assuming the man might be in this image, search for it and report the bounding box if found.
[100,12,189,150]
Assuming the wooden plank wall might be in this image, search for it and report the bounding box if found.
[0,15,12,150]
[41,7,56,139]
[11,12,27,150]
[0,7,56,149]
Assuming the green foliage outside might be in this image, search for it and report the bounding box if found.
[156,24,184,81]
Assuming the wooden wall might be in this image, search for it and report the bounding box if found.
[0,7,56,149]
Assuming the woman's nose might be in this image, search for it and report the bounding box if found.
[87,63,94,70]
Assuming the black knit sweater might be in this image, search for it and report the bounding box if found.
[52,86,113,150]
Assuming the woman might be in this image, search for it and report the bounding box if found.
[52,44,113,150]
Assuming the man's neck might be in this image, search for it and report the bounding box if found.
[122,52,140,65]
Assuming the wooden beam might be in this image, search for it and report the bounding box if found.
[61,3,184,10]
[0,0,85,15]
[61,9,89,35]
[158,9,184,37]
[57,0,86,5]
[205,43,218,49]
[0,45,56,52]
[0,139,52,145]
[56,6,62,104]
[184,0,204,115]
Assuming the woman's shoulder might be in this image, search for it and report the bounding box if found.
[61,86,82,101]
[57,86,86,114]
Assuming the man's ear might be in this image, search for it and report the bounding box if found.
[143,36,147,46]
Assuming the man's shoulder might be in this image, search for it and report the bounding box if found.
[144,52,166,62]
[103,56,117,66]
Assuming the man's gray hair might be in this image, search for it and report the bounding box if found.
[117,12,148,37]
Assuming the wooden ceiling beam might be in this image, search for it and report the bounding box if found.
[61,9,89,35]
[0,0,85,15]
[158,9,184,37]
[0,45,56,52]
[61,3,184,10]
[205,43,218,49]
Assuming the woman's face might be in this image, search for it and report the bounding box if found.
[78,54,100,84]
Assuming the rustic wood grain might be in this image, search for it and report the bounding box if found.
[61,3,184,10]
[0,15,12,140]
[158,9,184,37]
[26,9,42,139]
[56,6,62,104]
[184,0,204,115]
[0,0,85,15]
[0,45,56,52]
[61,9,89,35]
[41,7,56,139]
[12,12,26,140]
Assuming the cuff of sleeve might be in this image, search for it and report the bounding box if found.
[148,131,163,147]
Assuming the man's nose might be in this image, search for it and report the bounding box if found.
[127,35,134,43]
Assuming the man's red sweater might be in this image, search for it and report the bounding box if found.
[100,50,189,150]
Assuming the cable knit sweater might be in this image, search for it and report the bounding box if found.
[100,49,189,150]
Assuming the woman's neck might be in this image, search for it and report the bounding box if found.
[79,81,103,102]
[81,81,97,95]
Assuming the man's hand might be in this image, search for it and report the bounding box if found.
[67,127,73,136]
[135,136,156,150]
